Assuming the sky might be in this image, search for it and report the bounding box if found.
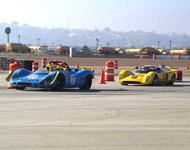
[0,0,190,34]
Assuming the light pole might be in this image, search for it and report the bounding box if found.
[106,42,110,47]
[169,40,172,50]
[37,38,40,46]
[95,38,99,55]
[5,27,11,43]
[18,35,20,43]
[96,38,99,48]
[157,41,160,49]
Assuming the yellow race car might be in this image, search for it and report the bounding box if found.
[118,65,176,86]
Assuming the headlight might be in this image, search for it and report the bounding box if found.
[146,76,151,82]
[40,75,52,85]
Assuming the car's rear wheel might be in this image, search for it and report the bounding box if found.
[79,75,92,90]
[52,75,65,91]
[15,87,25,90]
[151,76,157,86]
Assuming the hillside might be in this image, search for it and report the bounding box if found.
[0,22,190,49]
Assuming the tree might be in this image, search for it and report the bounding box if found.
[81,45,91,55]
[106,42,110,47]
[103,27,111,33]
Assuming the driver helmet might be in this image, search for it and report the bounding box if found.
[59,62,66,67]
[159,63,165,68]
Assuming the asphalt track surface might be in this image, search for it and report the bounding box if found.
[0,72,190,150]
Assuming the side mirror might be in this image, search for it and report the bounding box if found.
[135,66,138,69]
[157,68,160,71]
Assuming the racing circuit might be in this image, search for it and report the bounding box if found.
[0,57,190,150]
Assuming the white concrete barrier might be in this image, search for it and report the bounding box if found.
[155,55,173,59]
[156,55,190,60]
[70,47,76,57]
[179,55,190,60]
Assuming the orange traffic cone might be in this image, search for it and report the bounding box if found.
[177,54,180,60]
[99,68,106,84]
[153,54,156,60]
[7,61,22,89]
[186,64,189,70]
[76,62,79,68]
[27,53,30,58]
[8,82,14,89]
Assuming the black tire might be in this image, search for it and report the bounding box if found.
[52,75,65,91]
[121,83,128,86]
[151,76,157,86]
[168,75,175,85]
[15,87,25,90]
[80,75,92,90]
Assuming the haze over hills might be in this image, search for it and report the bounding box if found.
[0,22,190,50]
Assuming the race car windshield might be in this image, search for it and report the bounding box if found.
[135,66,154,73]
[34,69,49,75]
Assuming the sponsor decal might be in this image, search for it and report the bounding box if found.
[66,76,69,81]
[132,76,138,79]
[27,75,38,79]
[70,76,75,85]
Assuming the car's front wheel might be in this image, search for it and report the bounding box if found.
[121,83,128,86]
[15,87,25,90]
[79,75,92,90]
[151,76,157,86]
[52,75,65,91]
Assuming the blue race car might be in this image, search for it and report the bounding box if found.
[6,61,94,91]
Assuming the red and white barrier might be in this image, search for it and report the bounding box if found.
[41,58,47,68]
[32,61,38,72]
[105,61,114,81]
